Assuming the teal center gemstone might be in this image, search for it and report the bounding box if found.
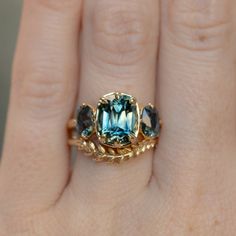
[96,93,139,147]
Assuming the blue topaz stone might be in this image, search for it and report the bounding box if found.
[141,105,160,138]
[96,93,139,147]
[76,105,94,138]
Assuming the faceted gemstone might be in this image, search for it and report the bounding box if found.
[141,105,160,138]
[76,105,94,138]
[96,93,139,147]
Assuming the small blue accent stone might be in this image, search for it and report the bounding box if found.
[96,93,139,147]
[76,105,94,138]
[141,105,160,138]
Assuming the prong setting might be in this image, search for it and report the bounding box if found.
[68,92,161,163]
[115,92,121,99]
[96,92,139,147]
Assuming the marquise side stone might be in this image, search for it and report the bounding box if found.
[141,105,160,138]
[76,105,94,138]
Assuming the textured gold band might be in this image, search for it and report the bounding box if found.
[68,123,158,164]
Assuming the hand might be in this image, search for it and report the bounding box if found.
[1,0,236,235]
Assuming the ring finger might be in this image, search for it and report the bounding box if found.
[67,0,160,206]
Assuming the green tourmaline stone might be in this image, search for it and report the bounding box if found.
[96,93,139,147]
[141,105,160,138]
[77,105,94,138]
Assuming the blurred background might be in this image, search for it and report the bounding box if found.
[0,1,22,153]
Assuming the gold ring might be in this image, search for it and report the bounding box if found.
[68,92,162,163]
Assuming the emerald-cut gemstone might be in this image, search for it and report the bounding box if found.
[96,93,139,147]
[76,105,94,138]
[141,105,160,138]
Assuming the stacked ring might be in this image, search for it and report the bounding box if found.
[68,92,162,163]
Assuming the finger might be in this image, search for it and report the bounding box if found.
[67,0,160,205]
[155,0,236,189]
[0,0,82,216]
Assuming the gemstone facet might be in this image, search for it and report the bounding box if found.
[96,93,139,147]
[141,105,160,138]
[76,105,94,138]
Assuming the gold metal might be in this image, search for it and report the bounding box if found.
[99,98,108,104]
[115,92,120,99]
[68,92,161,164]
[68,119,77,129]
[148,103,154,109]
[159,119,163,128]
[68,136,157,164]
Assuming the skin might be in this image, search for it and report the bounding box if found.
[0,0,236,235]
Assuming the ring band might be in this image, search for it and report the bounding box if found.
[68,92,162,163]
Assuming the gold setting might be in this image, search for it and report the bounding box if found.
[68,92,161,164]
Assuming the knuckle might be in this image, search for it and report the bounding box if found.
[168,0,231,51]
[90,2,152,65]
